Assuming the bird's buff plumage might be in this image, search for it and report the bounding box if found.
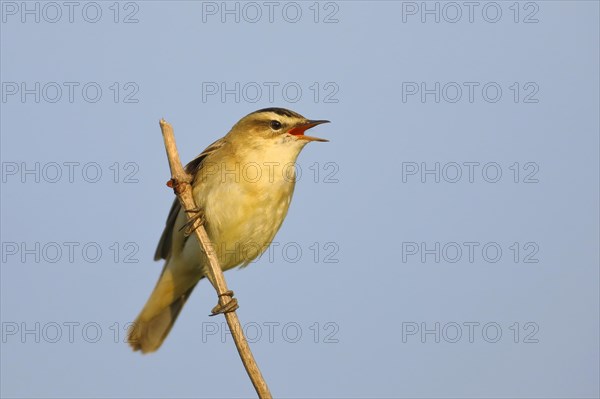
[128,108,329,353]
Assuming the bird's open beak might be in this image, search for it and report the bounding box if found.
[287,120,330,142]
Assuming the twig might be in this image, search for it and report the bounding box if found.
[159,118,272,399]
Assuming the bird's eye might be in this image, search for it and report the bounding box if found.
[270,120,282,130]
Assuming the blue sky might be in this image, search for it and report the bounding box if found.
[1,1,598,398]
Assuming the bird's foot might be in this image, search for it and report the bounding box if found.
[209,290,239,316]
[180,207,205,236]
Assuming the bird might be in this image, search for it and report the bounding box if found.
[128,108,329,353]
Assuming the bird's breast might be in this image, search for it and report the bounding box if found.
[193,145,302,270]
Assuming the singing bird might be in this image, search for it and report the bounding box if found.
[128,108,329,353]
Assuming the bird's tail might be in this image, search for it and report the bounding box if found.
[128,263,200,353]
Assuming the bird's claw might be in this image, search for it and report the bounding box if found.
[180,207,205,236]
[209,290,239,316]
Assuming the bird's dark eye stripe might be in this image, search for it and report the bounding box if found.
[270,120,282,130]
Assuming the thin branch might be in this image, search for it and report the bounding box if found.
[159,118,272,399]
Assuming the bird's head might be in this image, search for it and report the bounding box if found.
[227,108,330,148]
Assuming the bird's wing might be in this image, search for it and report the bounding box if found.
[154,137,227,261]
[184,137,227,181]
